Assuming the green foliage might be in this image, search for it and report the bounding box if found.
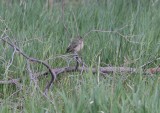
[0,0,160,113]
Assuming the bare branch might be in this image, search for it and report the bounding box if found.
[0,34,56,92]
[36,66,137,78]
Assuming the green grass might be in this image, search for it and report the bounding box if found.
[0,0,160,112]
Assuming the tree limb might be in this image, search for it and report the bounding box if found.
[36,66,137,78]
[0,35,56,93]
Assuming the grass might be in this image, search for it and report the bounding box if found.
[0,0,160,112]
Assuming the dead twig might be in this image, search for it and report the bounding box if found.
[4,47,16,75]
[140,56,160,69]
[0,78,20,85]
[26,60,38,88]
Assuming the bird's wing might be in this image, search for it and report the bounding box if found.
[66,39,79,52]
[70,39,79,47]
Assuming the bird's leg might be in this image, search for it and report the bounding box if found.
[74,52,86,72]
[74,52,80,70]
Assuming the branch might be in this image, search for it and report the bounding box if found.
[36,66,137,78]
[37,65,160,78]
[0,34,56,93]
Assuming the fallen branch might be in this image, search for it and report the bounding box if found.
[36,66,137,78]
[2,66,160,86]
[0,33,56,93]
[36,66,160,79]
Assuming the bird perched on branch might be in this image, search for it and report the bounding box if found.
[66,36,84,70]
[66,36,84,53]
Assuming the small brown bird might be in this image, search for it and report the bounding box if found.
[66,36,84,53]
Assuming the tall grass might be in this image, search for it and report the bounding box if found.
[0,0,160,113]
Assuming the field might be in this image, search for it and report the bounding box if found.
[0,0,160,113]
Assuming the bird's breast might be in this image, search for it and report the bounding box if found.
[74,41,84,52]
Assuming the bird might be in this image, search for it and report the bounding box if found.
[66,36,84,53]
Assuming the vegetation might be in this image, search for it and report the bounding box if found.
[0,0,160,112]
